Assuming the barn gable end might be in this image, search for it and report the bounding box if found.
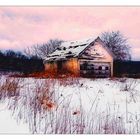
[78,39,114,77]
[79,38,113,62]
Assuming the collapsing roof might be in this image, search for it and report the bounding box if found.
[43,36,114,62]
[44,37,99,62]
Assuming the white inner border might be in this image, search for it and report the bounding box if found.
[0,0,139,6]
[0,0,140,140]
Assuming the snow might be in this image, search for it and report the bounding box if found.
[60,78,140,113]
[0,100,29,134]
[1,76,140,134]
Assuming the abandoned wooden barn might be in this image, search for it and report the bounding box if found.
[43,37,114,77]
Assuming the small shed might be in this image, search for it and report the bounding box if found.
[43,37,114,77]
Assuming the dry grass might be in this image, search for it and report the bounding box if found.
[1,76,140,134]
[0,77,21,99]
[11,71,79,79]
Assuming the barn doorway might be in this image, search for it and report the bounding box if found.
[57,61,63,73]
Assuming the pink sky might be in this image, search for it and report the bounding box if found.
[0,7,140,60]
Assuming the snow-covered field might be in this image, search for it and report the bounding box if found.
[0,75,140,134]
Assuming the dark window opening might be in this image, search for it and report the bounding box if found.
[99,66,102,70]
[63,47,66,50]
[106,67,109,70]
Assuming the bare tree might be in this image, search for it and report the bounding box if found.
[101,31,131,61]
[24,39,63,58]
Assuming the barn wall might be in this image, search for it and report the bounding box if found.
[62,58,80,75]
[44,62,57,73]
[79,59,112,77]
[44,58,80,76]
[80,41,114,77]
[92,42,113,76]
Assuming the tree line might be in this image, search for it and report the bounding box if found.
[0,39,63,75]
[0,50,44,74]
[114,60,140,78]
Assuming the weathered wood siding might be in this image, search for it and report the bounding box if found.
[44,58,80,75]
[80,41,113,77]
[44,62,57,73]
[79,60,111,77]
[62,58,80,75]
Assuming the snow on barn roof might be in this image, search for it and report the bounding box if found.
[44,37,98,61]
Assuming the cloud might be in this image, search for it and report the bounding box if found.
[0,39,22,50]
[0,7,140,60]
